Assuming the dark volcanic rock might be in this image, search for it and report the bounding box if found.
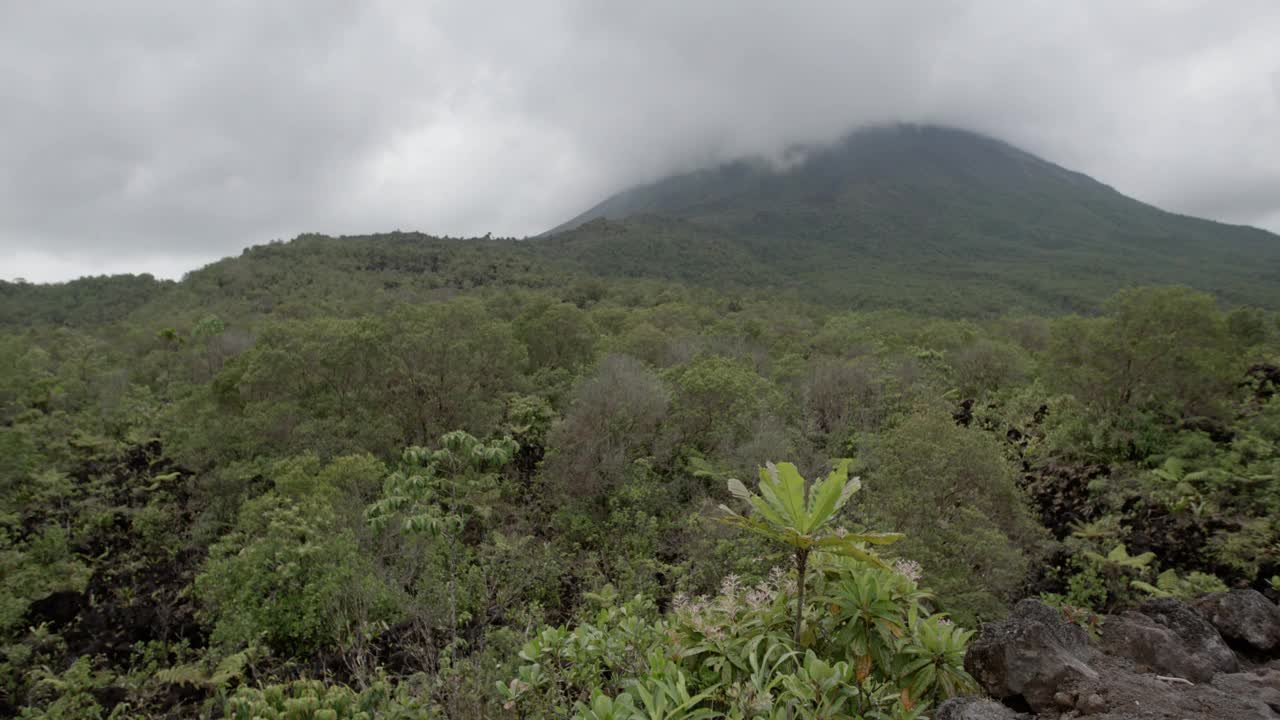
[933,697,1028,720]
[964,599,1098,712]
[1064,654,1276,720]
[1192,589,1280,656]
[1211,666,1280,716]
[1101,597,1238,682]
[24,590,87,630]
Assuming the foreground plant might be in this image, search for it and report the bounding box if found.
[506,558,978,718]
[718,461,902,643]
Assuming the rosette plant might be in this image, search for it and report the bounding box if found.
[719,460,903,643]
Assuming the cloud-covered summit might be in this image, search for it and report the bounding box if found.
[3,1,1278,281]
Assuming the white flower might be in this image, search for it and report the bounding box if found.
[746,586,771,609]
[720,574,742,597]
[893,558,924,582]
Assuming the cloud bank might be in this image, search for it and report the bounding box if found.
[2,1,1278,281]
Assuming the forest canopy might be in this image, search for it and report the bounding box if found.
[3,238,1280,717]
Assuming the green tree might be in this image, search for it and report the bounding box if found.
[1047,286,1235,422]
[862,411,1045,623]
[665,355,777,452]
[195,492,393,656]
[517,301,599,371]
[385,300,526,444]
[366,431,518,644]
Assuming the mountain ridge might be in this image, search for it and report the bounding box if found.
[6,124,1280,322]
[533,124,1280,314]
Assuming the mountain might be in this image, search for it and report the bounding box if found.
[8,125,1279,325]
[539,124,1280,314]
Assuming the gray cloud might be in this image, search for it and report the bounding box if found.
[2,0,1278,281]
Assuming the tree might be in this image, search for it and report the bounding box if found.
[664,355,777,452]
[1047,286,1235,422]
[516,301,598,371]
[544,354,669,500]
[861,411,1044,623]
[366,431,518,644]
[718,460,901,643]
[385,300,526,445]
[195,493,393,656]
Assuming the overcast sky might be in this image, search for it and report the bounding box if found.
[2,1,1279,282]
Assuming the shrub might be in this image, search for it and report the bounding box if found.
[861,411,1046,624]
[195,493,396,656]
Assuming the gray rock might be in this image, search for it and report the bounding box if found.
[965,599,1099,712]
[1101,597,1238,682]
[1211,668,1280,716]
[1076,692,1106,715]
[933,697,1029,720]
[1192,589,1280,655]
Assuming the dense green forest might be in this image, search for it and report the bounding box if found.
[3,220,1280,717]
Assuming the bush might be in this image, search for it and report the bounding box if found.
[862,411,1046,624]
[195,493,396,657]
[501,558,975,719]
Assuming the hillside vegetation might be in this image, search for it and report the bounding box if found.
[546,125,1280,314]
[3,126,1280,717]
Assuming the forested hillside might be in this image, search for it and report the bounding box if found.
[4,226,1280,717]
[546,125,1280,314]
[3,125,1280,719]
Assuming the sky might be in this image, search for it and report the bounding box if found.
[2,1,1279,283]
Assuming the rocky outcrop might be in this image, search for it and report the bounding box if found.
[965,599,1097,712]
[961,597,1280,719]
[1101,597,1238,682]
[1211,666,1280,716]
[1192,589,1280,656]
[934,697,1028,720]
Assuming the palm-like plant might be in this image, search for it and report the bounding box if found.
[899,615,977,705]
[718,460,902,644]
[367,430,518,644]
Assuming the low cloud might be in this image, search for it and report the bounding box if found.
[2,1,1278,281]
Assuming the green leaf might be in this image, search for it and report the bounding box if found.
[771,462,809,527]
[726,477,752,501]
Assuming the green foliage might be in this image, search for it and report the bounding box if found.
[224,677,433,719]
[504,557,975,719]
[1132,568,1228,600]
[17,656,116,720]
[720,460,902,643]
[518,301,600,371]
[5,218,1280,719]
[665,356,778,452]
[365,430,519,666]
[195,492,395,656]
[860,411,1045,624]
[720,461,901,558]
[1046,287,1238,438]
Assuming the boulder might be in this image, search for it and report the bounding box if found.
[933,697,1028,720]
[1076,692,1106,715]
[964,599,1098,712]
[1100,597,1238,682]
[1192,589,1280,656]
[1210,667,1280,716]
[1056,654,1277,720]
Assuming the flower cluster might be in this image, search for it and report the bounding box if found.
[893,558,924,583]
[671,569,792,642]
